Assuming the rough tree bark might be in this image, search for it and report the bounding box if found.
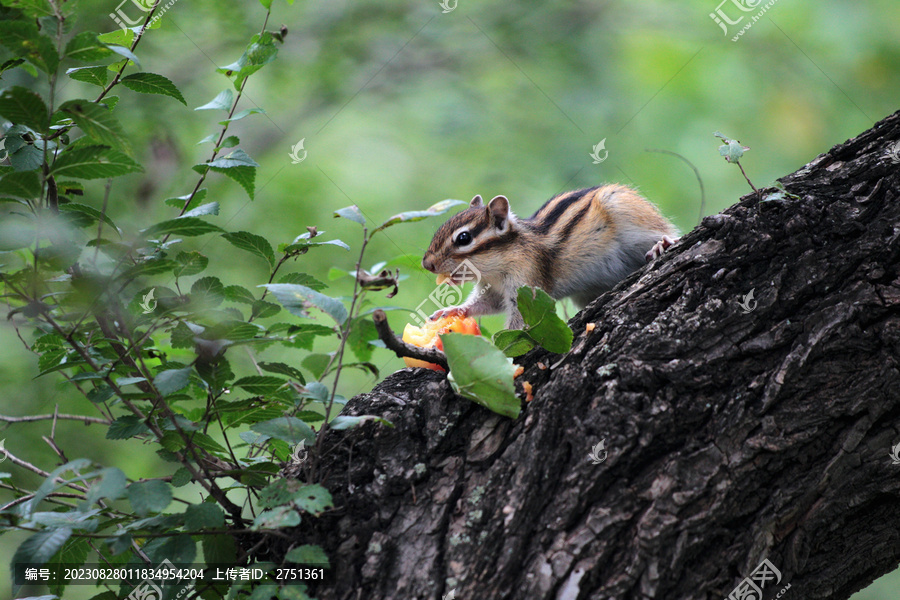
[293,111,900,600]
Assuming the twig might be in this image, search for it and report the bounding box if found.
[0,413,109,424]
[372,309,449,370]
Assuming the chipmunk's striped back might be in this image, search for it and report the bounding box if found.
[421,184,678,328]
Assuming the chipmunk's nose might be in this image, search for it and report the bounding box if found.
[422,255,435,272]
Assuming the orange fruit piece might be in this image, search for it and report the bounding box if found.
[402,315,481,371]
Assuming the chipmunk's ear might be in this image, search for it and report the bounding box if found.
[469,194,484,208]
[488,195,513,232]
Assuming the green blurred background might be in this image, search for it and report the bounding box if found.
[2,0,899,597]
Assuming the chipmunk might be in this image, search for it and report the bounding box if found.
[421,184,678,329]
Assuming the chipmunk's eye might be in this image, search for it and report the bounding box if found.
[454,231,472,246]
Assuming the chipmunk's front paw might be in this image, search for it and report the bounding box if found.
[430,306,468,321]
[645,235,678,262]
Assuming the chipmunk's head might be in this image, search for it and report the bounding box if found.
[422,194,517,284]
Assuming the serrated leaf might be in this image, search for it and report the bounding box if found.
[285,544,329,566]
[120,72,186,105]
[142,217,224,237]
[184,502,225,529]
[517,287,573,354]
[84,467,127,506]
[253,506,300,529]
[127,480,172,517]
[65,32,113,61]
[293,484,333,516]
[219,135,239,149]
[222,231,275,267]
[50,145,142,179]
[198,149,258,199]
[173,250,208,277]
[234,375,286,395]
[58,203,119,233]
[442,333,520,418]
[218,107,265,124]
[164,188,207,210]
[59,99,132,155]
[66,66,109,87]
[0,86,49,132]
[278,272,327,291]
[12,528,73,579]
[258,361,306,383]
[251,417,315,446]
[262,284,348,325]
[492,329,536,357]
[106,415,150,440]
[195,89,234,111]
[0,20,58,74]
[333,205,365,225]
[171,467,192,487]
[375,199,466,232]
[181,201,219,217]
[0,170,41,200]
[223,285,256,304]
[217,33,279,90]
[106,44,140,69]
[154,367,192,397]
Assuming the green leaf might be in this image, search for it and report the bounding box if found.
[333,205,365,225]
[154,367,193,397]
[0,20,58,74]
[222,231,275,267]
[0,86,49,132]
[58,100,132,155]
[258,362,306,383]
[234,375,286,395]
[375,199,466,232]
[277,272,327,291]
[11,528,73,580]
[142,217,224,238]
[50,146,143,179]
[164,188,207,210]
[223,285,256,304]
[285,544,329,566]
[195,89,234,111]
[251,417,315,446]
[301,354,331,380]
[182,201,219,217]
[106,44,140,69]
[173,250,209,277]
[120,72,187,105]
[196,149,258,199]
[65,32,113,61]
[492,329,536,357]
[191,276,225,306]
[171,467,193,487]
[347,318,378,362]
[262,284,348,325]
[516,287,573,354]
[253,506,300,529]
[0,170,41,200]
[219,135,240,149]
[66,66,109,87]
[5,0,55,18]
[293,484,333,516]
[84,468,128,506]
[184,502,225,529]
[218,107,265,124]
[442,333,521,419]
[58,203,119,233]
[106,415,150,440]
[217,33,279,89]
[127,480,173,517]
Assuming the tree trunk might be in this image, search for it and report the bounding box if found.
[297,111,900,600]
